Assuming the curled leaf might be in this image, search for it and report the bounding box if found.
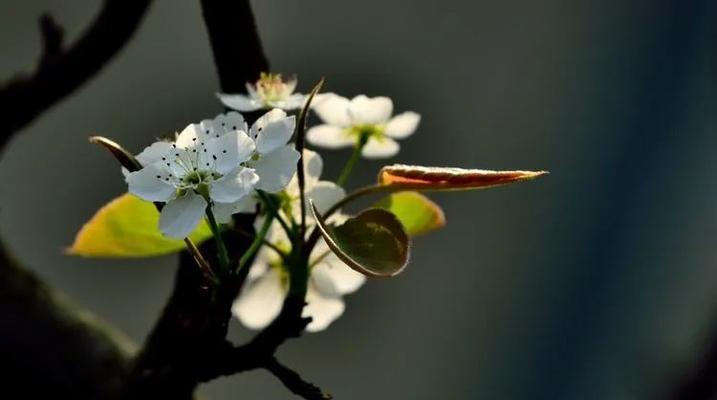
[69,193,211,258]
[374,191,445,236]
[310,201,410,277]
[89,136,142,172]
[378,164,547,191]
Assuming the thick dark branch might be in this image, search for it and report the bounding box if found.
[123,2,270,395]
[123,2,327,399]
[200,0,269,93]
[664,317,717,400]
[0,0,152,150]
[0,239,133,399]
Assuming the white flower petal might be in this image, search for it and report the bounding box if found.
[215,111,249,134]
[213,195,259,223]
[302,149,323,183]
[135,141,173,166]
[361,136,399,158]
[250,109,286,134]
[246,259,269,281]
[127,162,175,202]
[232,267,286,330]
[234,194,259,214]
[306,181,345,215]
[348,95,393,125]
[175,124,204,149]
[312,250,367,296]
[273,93,306,110]
[246,82,259,99]
[204,130,255,174]
[217,93,263,112]
[158,192,207,239]
[285,149,323,196]
[254,145,300,193]
[251,110,295,154]
[283,76,298,94]
[384,111,421,139]
[210,167,259,203]
[257,115,296,154]
[198,112,249,140]
[303,286,345,332]
[312,93,351,127]
[212,202,236,224]
[306,125,355,149]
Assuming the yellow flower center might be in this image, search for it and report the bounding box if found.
[255,72,291,103]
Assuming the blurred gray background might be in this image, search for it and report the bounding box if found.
[1,0,715,399]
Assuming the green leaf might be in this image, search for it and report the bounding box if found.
[374,191,445,236]
[69,193,211,258]
[311,201,410,277]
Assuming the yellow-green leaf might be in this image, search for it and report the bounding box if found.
[69,193,211,258]
[374,191,445,236]
[311,201,410,277]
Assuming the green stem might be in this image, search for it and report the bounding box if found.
[336,134,368,187]
[237,212,275,271]
[235,229,287,259]
[256,190,292,237]
[205,207,230,271]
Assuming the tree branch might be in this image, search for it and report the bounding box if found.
[123,2,331,398]
[200,0,269,93]
[0,1,153,398]
[0,0,153,150]
[120,2,275,397]
[664,316,717,400]
[265,358,333,400]
[0,239,134,399]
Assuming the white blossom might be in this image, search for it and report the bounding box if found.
[307,93,420,158]
[217,73,306,112]
[126,112,258,238]
[232,150,365,332]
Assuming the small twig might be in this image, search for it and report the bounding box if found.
[38,13,64,64]
[0,0,153,151]
[295,78,325,244]
[265,358,333,400]
[182,238,216,283]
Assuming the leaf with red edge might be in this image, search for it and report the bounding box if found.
[310,201,410,277]
[378,164,547,191]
